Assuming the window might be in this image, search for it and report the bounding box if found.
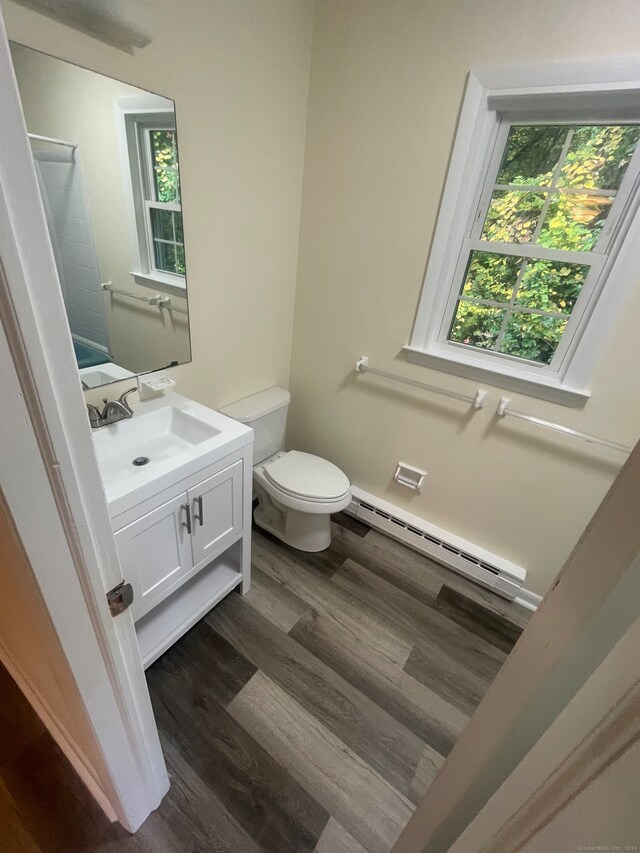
[141,127,185,278]
[449,122,639,364]
[407,61,640,405]
[118,101,186,291]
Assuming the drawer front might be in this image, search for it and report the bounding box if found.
[110,446,249,533]
[188,460,243,570]
[115,493,192,621]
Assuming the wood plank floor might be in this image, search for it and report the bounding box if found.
[0,513,531,852]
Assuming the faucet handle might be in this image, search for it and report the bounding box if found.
[86,403,102,427]
[119,387,137,414]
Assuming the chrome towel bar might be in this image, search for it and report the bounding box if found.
[28,132,78,149]
[102,282,188,316]
[497,397,631,455]
[354,355,631,455]
[355,356,487,409]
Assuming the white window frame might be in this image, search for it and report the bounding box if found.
[406,57,640,406]
[138,120,184,282]
[115,95,186,294]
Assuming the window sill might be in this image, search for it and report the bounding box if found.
[403,345,590,408]
[130,271,187,297]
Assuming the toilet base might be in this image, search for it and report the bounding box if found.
[254,499,333,552]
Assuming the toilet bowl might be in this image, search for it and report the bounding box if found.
[254,450,351,551]
[220,388,351,552]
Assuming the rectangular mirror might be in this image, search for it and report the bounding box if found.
[9,42,192,389]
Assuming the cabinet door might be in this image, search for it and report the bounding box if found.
[189,460,243,570]
[115,493,192,621]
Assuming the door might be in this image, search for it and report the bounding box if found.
[444,609,640,853]
[189,460,243,569]
[115,494,193,620]
[0,8,167,833]
[393,440,640,853]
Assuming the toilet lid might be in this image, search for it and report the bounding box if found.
[264,451,350,501]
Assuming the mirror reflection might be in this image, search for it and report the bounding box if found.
[10,42,192,389]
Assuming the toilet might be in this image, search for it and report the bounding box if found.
[220,388,351,552]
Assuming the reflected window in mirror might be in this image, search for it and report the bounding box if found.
[121,106,186,290]
[144,127,185,278]
[144,128,185,279]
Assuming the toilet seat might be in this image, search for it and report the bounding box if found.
[263,450,350,503]
[253,449,351,550]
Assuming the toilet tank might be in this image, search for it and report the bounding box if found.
[220,387,290,464]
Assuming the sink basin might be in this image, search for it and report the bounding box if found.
[92,393,252,516]
[96,408,221,484]
[79,362,135,389]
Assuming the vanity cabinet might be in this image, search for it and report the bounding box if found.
[116,493,192,622]
[109,442,252,669]
[115,460,244,621]
[190,461,243,569]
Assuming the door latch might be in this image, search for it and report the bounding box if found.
[106,581,134,617]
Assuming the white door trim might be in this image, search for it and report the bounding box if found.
[447,594,640,853]
[393,437,640,853]
[0,10,168,832]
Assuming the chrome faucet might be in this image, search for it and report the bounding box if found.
[87,388,137,429]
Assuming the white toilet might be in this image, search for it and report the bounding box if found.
[220,387,351,552]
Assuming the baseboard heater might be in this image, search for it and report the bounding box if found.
[345,487,526,601]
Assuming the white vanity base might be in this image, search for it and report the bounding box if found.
[95,392,254,670]
[136,540,243,668]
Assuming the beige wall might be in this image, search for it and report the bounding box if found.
[288,0,640,596]
[2,0,314,406]
[6,0,640,597]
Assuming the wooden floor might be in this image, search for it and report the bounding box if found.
[0,514,530,852]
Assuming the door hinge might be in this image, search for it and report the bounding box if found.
[106,581,134,617]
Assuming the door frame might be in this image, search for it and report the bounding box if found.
[446,602,640,853]
[394,439,640,852]
[0,10,168,832]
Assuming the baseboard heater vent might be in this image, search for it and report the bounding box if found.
[346,487,526,600]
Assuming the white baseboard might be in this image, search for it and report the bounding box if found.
[347,485,541,611]
[513,587,543,612]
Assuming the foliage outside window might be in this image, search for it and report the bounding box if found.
[447,124,640,366]
[143,128,185,278]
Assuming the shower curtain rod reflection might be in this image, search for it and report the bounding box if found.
[28,132,79,149]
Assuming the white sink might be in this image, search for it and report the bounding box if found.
[79,362,135,389]
[92,392,252,516]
